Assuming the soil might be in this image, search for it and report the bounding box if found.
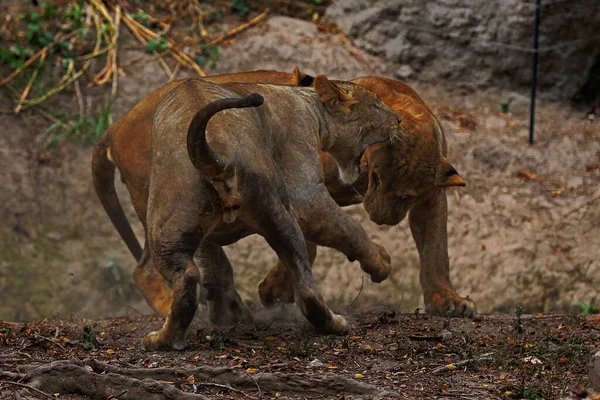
[1,311,598,399]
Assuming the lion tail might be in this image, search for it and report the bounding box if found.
[91,132,143,261]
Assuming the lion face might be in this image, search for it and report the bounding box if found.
[362,132,465,226]
[362,141,427,225]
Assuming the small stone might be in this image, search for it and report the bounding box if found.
[395,64,414,79]
[46,231,62,241]
[307,358,325,368]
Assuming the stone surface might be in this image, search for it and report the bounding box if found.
[326,0,600,100]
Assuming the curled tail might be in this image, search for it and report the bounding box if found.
[186,93,264,177]
[92,133,143,261]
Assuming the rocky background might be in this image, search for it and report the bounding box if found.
[327,0,600,103]
[0,1,598,321]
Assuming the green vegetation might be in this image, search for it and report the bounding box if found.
[44,96,114,147]
[572,296,598,314]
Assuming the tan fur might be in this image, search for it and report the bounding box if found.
[124,76,400,350]
[259,76,476,318]
[92,70,475,331]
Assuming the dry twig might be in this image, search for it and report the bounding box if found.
[564,194,600,217]
[337,32,372,69]
[432,357,494,374]
[14,49,47,113]
[208,9,270,47]
[0,381,53,398]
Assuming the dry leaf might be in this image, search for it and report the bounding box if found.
[354,373,364,378]
[517,171,537,180]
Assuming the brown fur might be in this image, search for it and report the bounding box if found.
[133,76,400,350]
[93,70,310,317]
[258,77,475,317]
[92,70,475,334]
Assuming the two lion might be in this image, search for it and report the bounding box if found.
[92,68,475,350]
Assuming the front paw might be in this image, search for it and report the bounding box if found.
[141,325,187,351]
[427,290,477,318]
[360,243,391,283]
[258,266,295,306]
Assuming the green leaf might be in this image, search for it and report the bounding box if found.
[146,38,159,52]
[195,54,207,66]
[41,2,57,19]
[28,12,40,22]
[27,23,40,32]
[156,38,169,53]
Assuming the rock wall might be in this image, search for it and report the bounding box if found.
[326,0,600,101]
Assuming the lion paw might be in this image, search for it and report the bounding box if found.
[141,327,187,351]
[360,243,391,283]
[258,268,295,306]
[208,291,254,325]
[428,291,477,318]
[327,313,349,334]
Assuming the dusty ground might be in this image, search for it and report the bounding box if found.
[1,311,598,399]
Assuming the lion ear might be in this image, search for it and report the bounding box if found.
[314,75,358,113]
[293,67,315,87]
[435,157,466,187]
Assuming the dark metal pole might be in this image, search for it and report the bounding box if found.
[529,0,541,144]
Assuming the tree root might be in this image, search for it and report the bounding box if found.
[4,358,392,398]
[8,360,208,400]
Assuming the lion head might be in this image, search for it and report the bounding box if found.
[353,77,466,226]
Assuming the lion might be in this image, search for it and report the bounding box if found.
[135,76,402,350]
[92,69,475,328]
[93,69,314,319]
[259,76,476,317]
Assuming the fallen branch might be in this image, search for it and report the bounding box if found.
[17,359,388,396]
[337,32,372,69]
[409,335,443,341]
[15,361,208,400]
[432,357,494,374]
[14,49,47,113]
[32,334,66,351]
[564,194,600,217]
[208,9,270,47]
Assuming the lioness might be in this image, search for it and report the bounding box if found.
[140,76,401,350]
[93,69,475,321]
[260,76,475,317]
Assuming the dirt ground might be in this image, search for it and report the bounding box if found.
[1,311,598,399]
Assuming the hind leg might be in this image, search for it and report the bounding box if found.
[133,242,173,317]
[196,241,253,325]
[141,216,202,350]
